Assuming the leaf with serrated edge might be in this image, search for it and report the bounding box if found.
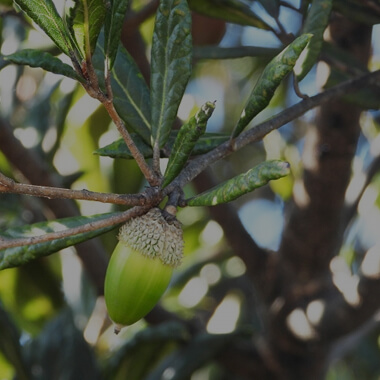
[232,34,312,138]
[92,33,151,143]
[66,0,106,58]
[0,212,121,270]
[14,0,74,56]
[162,101,215,188]
[150,0,192,149]
[2,49,84,81]
[295,0,332,82]
[187,160,290,206]
[104,0,129,69]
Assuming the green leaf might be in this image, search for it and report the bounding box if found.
[150,0,193,149]
[232,34,312,138]
[189,132,229,155]
[95,133,153,159]
[92,34,152,144]
[162,101,215,188]
[66,0,106,59]
[13,0,74,56]
[295,0,333,82]
[104,0,130,69]
[187,160,290,206]
[2,49,84,81]
[188,0,272,29]
[0,212,121,270]
[95,131,229,159]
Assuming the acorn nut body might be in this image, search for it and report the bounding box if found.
[104,208,183,334]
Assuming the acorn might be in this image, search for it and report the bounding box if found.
[104,208,183,334]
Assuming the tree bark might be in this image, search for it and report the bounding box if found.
[267,15,373,379]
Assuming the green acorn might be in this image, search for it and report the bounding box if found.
[104,208,183,334]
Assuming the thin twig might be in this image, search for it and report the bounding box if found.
[0,206,148,250]
[72,47,159,187]
[279,1,301,13]
[103,100,160,186]
[0,171,154,206]
[292,73,309,99]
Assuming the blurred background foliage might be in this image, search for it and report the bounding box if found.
[0,0,380,379]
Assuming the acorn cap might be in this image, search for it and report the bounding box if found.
[118,208,183,268]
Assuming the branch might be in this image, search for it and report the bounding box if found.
[102,99,160,186]
[166,69,380,193]
[0,206,147,250]
[0,171,158,206]
[77,52,160,187]
[0,117,109,294]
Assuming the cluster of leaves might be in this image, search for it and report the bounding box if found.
[0,0,313,269]
[0,0,380,379]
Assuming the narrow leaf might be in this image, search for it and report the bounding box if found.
[232,34,312,138]
[187,160,290,206]
[0,212,121,270]
[95,131,229,159]
[295,0,333,81]
[67,0,106,58]
[92,34,152,143]
[2,49,84,81]
[162,101,215,188]
[150,0,192,148]
[95,133,153,159]
[188,0,272,29]
[104,0,130,69]
[13,0,74,56]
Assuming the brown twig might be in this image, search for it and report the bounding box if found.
[0,206,148,250]
[0,171,156,206]
[292,73,309,99]
[102,99,160,186]
[73,45,159,187]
